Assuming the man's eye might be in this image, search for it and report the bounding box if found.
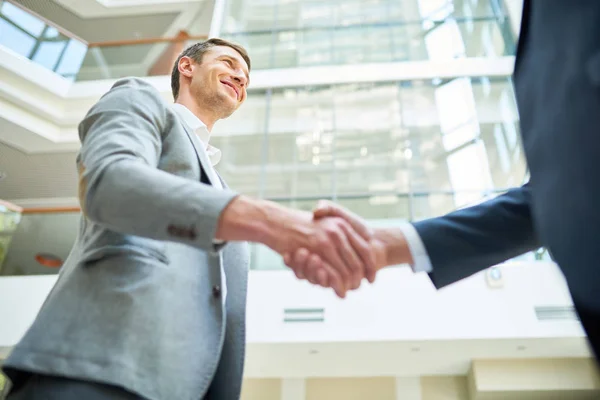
[223,59,233,67]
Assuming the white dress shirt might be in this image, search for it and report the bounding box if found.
[171,103,228,302]
[397,223,433,273]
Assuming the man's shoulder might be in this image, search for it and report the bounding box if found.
[95,77,172,114]
[111,76,158,91]
[105,77,168,102]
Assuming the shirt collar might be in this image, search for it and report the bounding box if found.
[171,103,222,166]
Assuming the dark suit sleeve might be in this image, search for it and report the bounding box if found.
[412,184,541,289]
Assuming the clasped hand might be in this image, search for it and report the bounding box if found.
[278,201,388,298]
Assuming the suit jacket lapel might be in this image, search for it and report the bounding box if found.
[216,171,228,189]
[181,123,215,186]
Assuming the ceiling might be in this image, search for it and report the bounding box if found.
[242,338,594,379]
[51,0,206,19]
[0,142,78,201]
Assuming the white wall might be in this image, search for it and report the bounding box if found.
[245,261,581,344]
[0,275,57,356]
[0,260,583,352]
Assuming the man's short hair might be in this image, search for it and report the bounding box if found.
[171,38,251,100]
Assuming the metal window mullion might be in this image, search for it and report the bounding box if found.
[27,25,49,60]
[331,86,338,201]
[397,80,414,221]
[269,0,280,69]
[52,39,70,73]
[258,88,273,199]
[0,14,37,41]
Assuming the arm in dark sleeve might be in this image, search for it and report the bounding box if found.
[413,184,541,288]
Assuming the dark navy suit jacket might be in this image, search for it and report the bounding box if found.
[413,184,539,289]
[412,0,600,357]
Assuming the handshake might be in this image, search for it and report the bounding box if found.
[218,196,415,297]
[266,200,414,298]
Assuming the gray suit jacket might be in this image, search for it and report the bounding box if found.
[3,78,250,400]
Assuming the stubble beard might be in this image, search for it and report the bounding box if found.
[195,84,237,120]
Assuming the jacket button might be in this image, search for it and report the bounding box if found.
[212,285,221,298]
[167,224,178,235]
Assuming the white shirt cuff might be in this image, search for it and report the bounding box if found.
[397,223,433,273]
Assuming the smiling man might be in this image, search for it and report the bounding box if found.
[1,39,377,400]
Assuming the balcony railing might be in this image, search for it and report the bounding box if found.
[0,189,550,277]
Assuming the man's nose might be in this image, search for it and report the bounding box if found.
[232,71,247,87]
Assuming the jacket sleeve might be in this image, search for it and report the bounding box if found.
[413,184,541,288]
[77,78,238,252]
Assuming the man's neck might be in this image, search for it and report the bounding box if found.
[175,96,217,132]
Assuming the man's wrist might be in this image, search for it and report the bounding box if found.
[216,195,272,244]
[373,227,414,267]
[216,195,299,250]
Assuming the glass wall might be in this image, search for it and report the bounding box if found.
[1,76,533,275]
[0,0,514,78]
[212,76,525,217]
[211,75,527,269]
[220,0,515,69]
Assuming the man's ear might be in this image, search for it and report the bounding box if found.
[178,56,194,78]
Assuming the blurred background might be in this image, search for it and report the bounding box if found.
[1,0,597,398]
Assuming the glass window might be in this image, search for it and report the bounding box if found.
[55,39,88,76]
[297,1,336,28]
[461,18,511,58]
[224,31,274,70]
[0,18,36,57]
[424,19,466,60]
[0,1,44,36]
[297,29,333,67]
[31,39,67,70]
[43,25,60,39]
[210,76,524,223]
[434,77,494,202]
[222,0,277,33]
[333,83,408,195]
[264,86,335,198]
[400,81,451,193]
[473,77,527,188]
[411,192,457,220]
[337,196,411,221]
[334,25,394,65]
[272,31,298,68]
[221,0,515,68]
[211,90,268,197]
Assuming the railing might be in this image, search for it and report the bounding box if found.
[0,189,550,277]
[80,33,209,81]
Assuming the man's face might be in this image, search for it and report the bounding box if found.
[189,45,250,118]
